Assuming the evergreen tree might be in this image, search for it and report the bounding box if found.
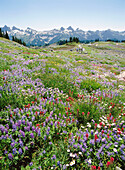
[5,31,9,39]
[12,36,15,41]
[0,28,3,37]
[73,37,76,42]
[69,37,72,42]
[23,41,26,46]
[76,37,79,43]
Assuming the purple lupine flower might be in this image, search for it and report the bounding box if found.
[91,130,94,135]
[30,133,34,138]
[43,122,46,127]
[30,141,34,146]
[4,128,8,134]
[50,121,53,126]
[25,146,28,150]
[0,125,5,132]
[63,131,67,134]
[27,126,30,132]
[19,148,22,154]
[73,144,77,148]
[43,150,46,154]
[102,138,106,143]
[32,126,35,131]
[51,155,56,160]
[121,156,125,160]
[90,139,95,145]
[63,165,66,169]
[38,129,41,136]
[114,142,118,145]
[17,120,21,127]
[81,148,85,152]
[96,138,101,143]
[47,127,50,131]
[19,140,24,147]
[32,116,35,121]
[35,128,38,133]
[121,144,125,149]
[8,153,13,159]
[96,152,100,159]
[19,130,25,137]
[26,121,30,126]
[90,148,93,152]
[55,121,57,127]
[11,142,15,147]
[6,124,9,129]
[57,161,60,166]
[12,148,17,154]
[46,131,49,135]
[44,135,47,140]
[22,120,25,125]
[99,162,103,167]
[49,142,52,145]
[29,162,33,166]
[24,126,27,131]
[4,150,8,154]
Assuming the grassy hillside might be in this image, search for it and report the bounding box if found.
[0,37,125,169]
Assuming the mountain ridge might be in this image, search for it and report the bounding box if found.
[1,25,125,46]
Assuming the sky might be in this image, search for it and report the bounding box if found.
[0,0,125,31]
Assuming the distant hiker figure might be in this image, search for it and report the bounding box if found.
[78,45,83,53]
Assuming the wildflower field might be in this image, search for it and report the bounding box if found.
[0,37,125,170]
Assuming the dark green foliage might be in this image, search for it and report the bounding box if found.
[95,38,99,42]
[69,37,72,42]
[121,40,125,42]
[106,39,120,42]
[12,36,15,41]
[4,31,9,39]
[0,28,3,37]
[12,36,26,46]
[0,29,9,39]
[57,40,67,45]
[57,37,79,45]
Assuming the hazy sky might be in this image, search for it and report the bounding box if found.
[1,0,125,31]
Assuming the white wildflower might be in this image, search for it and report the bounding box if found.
[113,148,117,152]
[119,138,122,141]
[79,152,82,155]
[70,153,73,157]
[88,159,91,164]
[116,166,122,170]
[66,164,69,167]
[70,160,75,166]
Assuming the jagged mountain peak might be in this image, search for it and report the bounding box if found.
[12,26,22,31]
[60,27,65,31]
[2,25,11,32]
[67,26,74,31]
[0,25,125,46]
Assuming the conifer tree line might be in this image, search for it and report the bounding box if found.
[0,28,9,39]
[0,28,26,46]
[12,36,26,46]
[57,37,79,45]
[69,37,79,43]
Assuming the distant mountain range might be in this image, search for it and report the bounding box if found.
[1,25,125,46]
